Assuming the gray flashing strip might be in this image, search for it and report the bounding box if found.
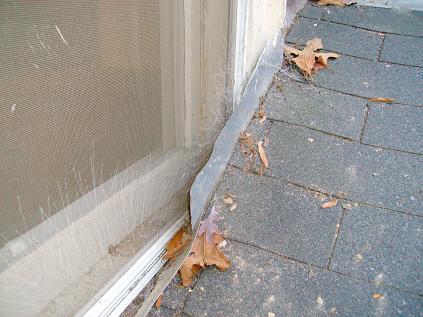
[190,31,285,228]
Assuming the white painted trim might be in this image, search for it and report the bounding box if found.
[159,1,185,151]
[232,0,248,108]
[78,216,185,317]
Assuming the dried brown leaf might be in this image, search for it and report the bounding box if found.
[179,206,231,286]
[179,233,230,286]
[284,38,338,78]
[164,228,191,260]
[372,293,384,300]
[258,115,267,124]
[223,195,234,205]
[292,53,316,77]
[255,103,267,124]
[317,0,357,6]
[368,97,394,103]
[312,62,327,71]
[321,199,338,209]
[204,234,231,270]
[257,141,269,168]
[179,254,204,286]
[284,46,302,56]
[314,52,340,68]
[318,0,346,6]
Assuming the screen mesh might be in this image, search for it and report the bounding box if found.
[0,0,170,245]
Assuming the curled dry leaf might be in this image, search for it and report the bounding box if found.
[284,38,338,78]
[163,228,191,260]
[223,193,237,211]
[292,52,316,77]
[285,46,302,56]
[257,141,269,168]
[317,0,356,6]
[179,251,204,286]
[223,194,234,205]
[321,199,338,209]
[255,103,267,124]
[258,115,267,124]
[179,205,231,286]
[315,52,340,68]
[368,97,394,103]
[353,253,363,263]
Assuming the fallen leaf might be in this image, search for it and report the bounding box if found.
[254,103,267,124]
[368,97,394,103]
[372,293,384,300]
[321,199,338,209]
[318,0,346,6]
[292,53,316,77]
[179,205,231,286]
[223,194,234,205]
[353,253,363,263]
[223,193,237,211]
[155,294,163,308]
[315,52,340,68]
[257,141,269,168]
[258,115,267,124]
[163,228,191,260]
[204,234,231,270]
[284,46,302,56]
[179,253,204,286]
[166,228,183,251]
[284,38,338,78]
[317,0,356,6]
